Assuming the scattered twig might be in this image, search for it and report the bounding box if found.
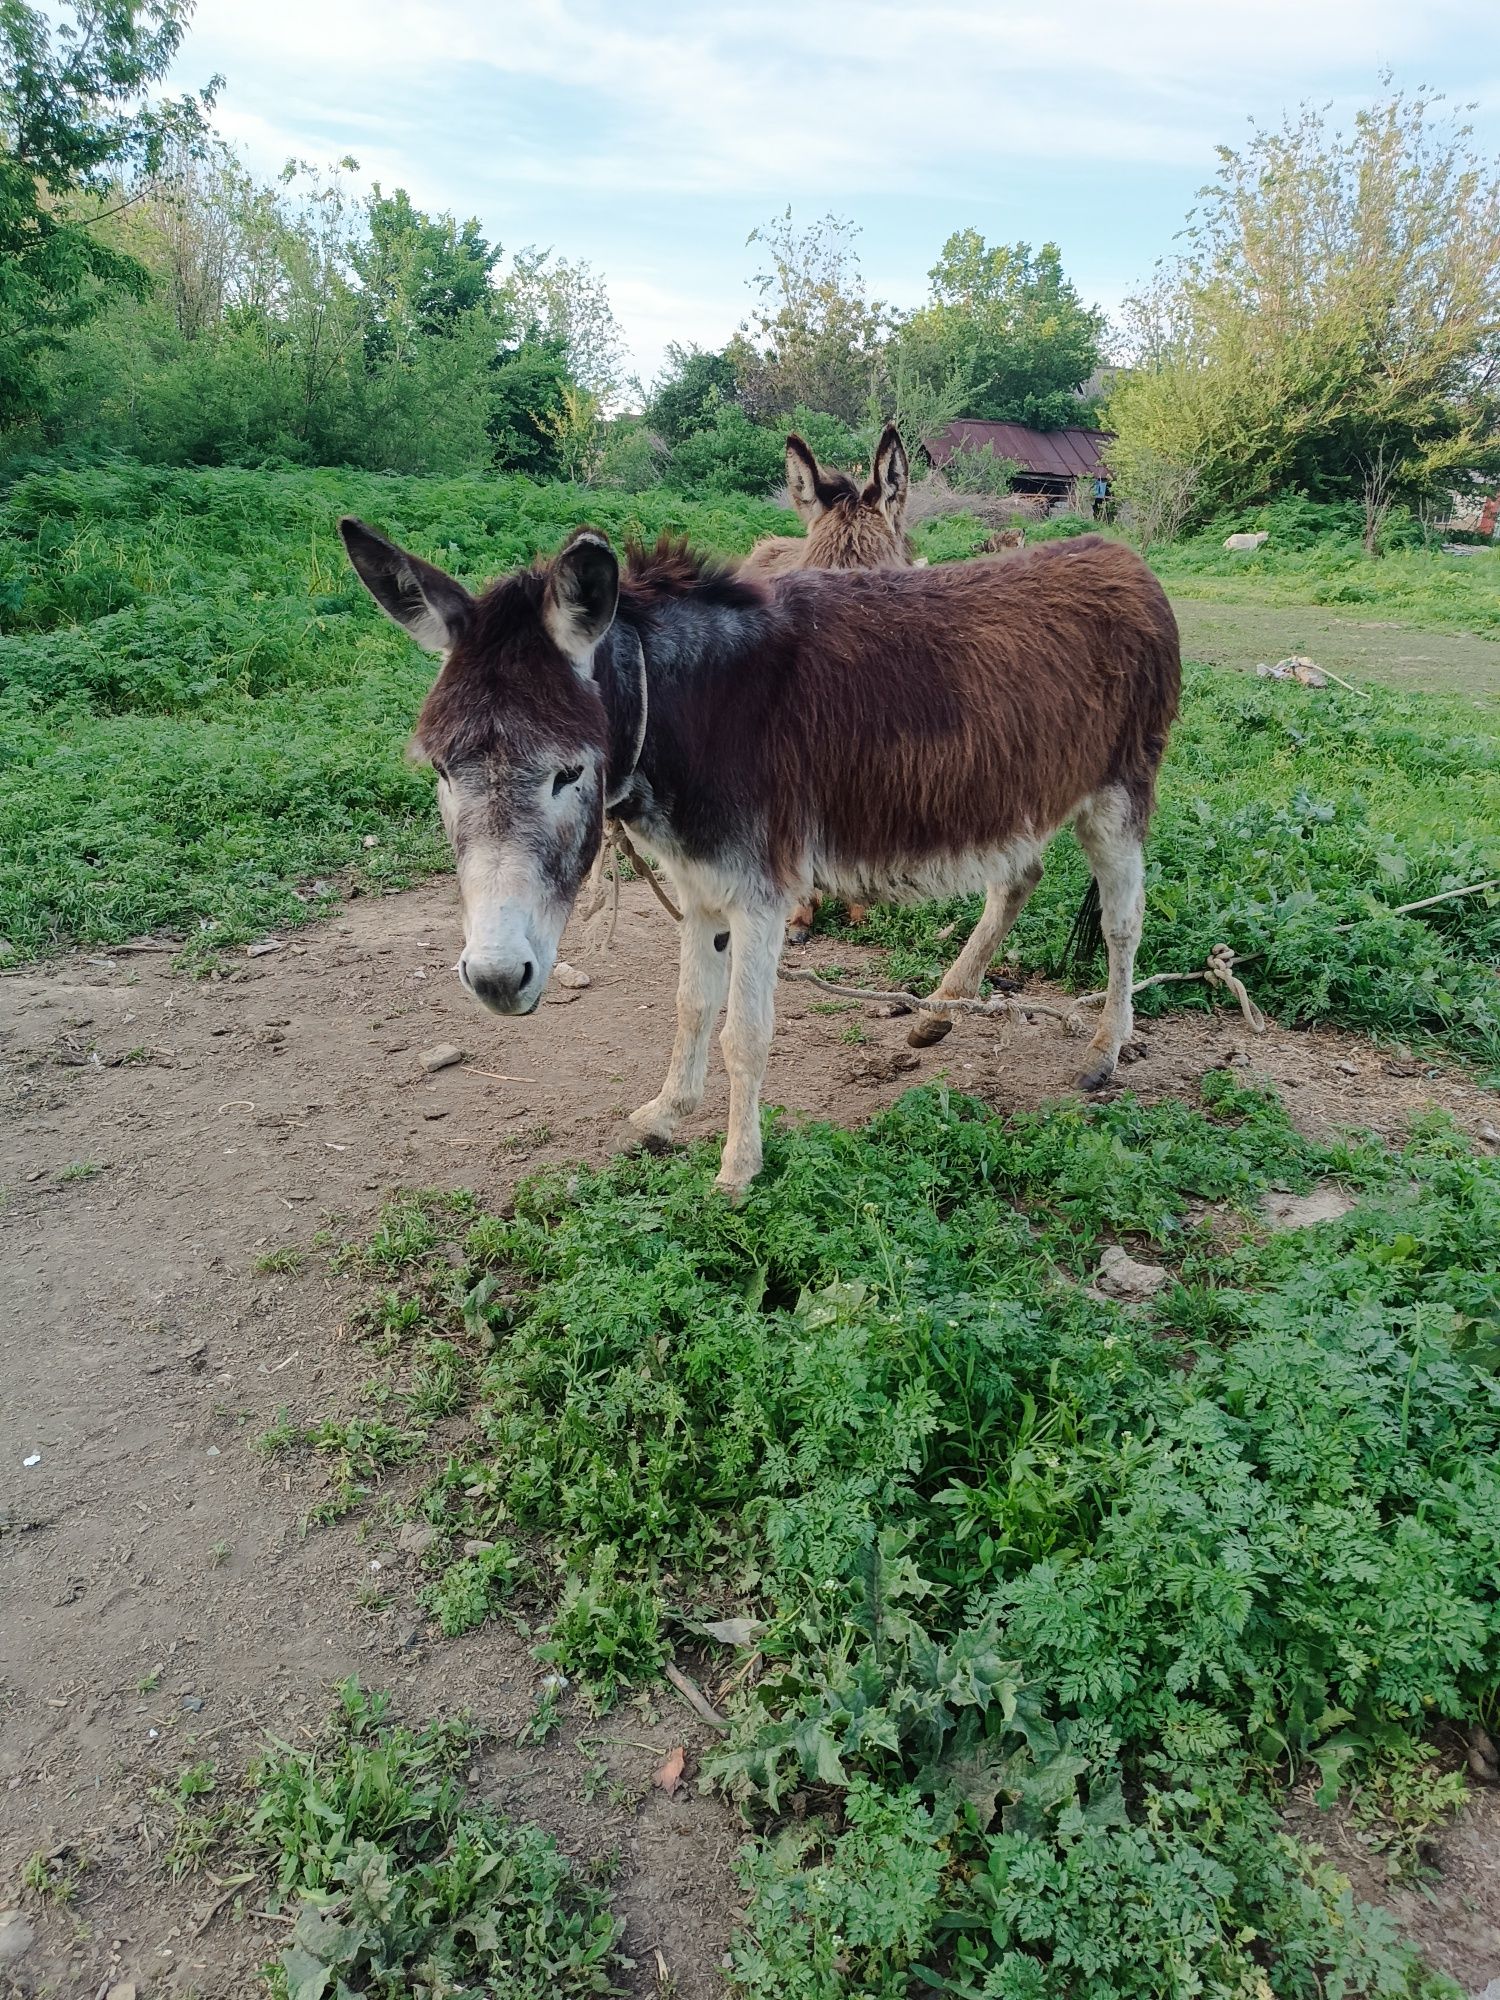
[663,1660,728,1734]
[462,1066,539,1084]
[782,964,1083,1028]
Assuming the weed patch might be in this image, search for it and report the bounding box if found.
[154,1679,627,1996]
[301,1079,1497,1996]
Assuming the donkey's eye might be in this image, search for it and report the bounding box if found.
[552,765,584,796]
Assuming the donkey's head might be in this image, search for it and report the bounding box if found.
[340,518,626,1017]
[784,422,912,568]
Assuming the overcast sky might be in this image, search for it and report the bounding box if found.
[168,0,1500,387]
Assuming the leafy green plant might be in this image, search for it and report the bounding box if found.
[241,1680,626,1998]
[420,1541,518,1638]
[337,1078,1497,1995]
[535,1548,668,1709]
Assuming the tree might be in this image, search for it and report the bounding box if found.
[354,185,499,364]
[730,208,886,424]
[1108,85,1500,526]
[891,232,1104,430]
[504,248,626,401]
[0,0,217,423]
[644,341,738,444]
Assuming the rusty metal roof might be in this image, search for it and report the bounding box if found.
[927,420,1114,482]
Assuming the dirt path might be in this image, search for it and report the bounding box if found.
[1170,596,1500,705]
[3,879,1498,1997]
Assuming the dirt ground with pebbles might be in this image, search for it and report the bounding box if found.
[2,875,1497,1998]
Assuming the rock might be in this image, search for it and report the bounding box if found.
[421,1107,449,1121]
[1262,1188,1353,1230]
[1334,1060,1358,1076]
[181,1693,204,1712]
[106,1984,138,2000]
[1466,1723,1499,1784]
[1223,531,1269,552]
[543,988,581,1005]
[0,1911,35,1965]
[362,833,379,848]
[418,1043,464,1073]
[553,961,590,989]
[870,1000,911,1019]
[398,1522,437,1558]
[1477,1122,1499,1147]
[462,1538,495,1558]
[1095,1245,1170,1300]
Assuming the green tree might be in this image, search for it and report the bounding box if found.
[644,341,739,444]
[1109,84,1500,527]
[354,185,499,365]
[504,248,626,400]
[730,209,886,425]
[488,337,574,476]
[0,0,217,424]
[668,399,785,494]
[892,232,1104,431]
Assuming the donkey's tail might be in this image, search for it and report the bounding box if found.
[1062,877,1103,976]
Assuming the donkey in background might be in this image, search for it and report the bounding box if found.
[742,422,914,940]
[340,518,1180,1195]
[738,423,913,583]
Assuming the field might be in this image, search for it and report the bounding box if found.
[2,464,1500,1999]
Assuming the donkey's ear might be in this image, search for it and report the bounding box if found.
[866,424,910,526]
[544,528,619,672]
[784,435,826,524]
[339,518,472,654]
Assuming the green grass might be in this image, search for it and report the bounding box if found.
[1153,503,1500,639]
[0,463,787,962]
[272,1078,1497,1998]
[156,1678,627,1996]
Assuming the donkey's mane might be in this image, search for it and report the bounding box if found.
[620,534,768,615]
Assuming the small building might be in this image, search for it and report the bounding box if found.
[926,420,1114,502]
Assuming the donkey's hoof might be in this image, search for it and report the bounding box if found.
[628,1102,679,1150]
[713,1172,753,1205]
[634,1131,682,1158]
[907,1013,954,1049]
[1075,1054,1117,1093]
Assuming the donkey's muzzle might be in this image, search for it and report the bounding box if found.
[461,953,541,1016]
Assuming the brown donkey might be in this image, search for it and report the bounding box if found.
[742,422,914,938]
[739,423,913,583]
[340,520,1180,1196]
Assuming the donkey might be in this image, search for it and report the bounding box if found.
[739,423,913,582]
[743,423,914,940]
[339,519,1181,1196]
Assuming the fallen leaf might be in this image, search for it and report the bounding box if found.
[702,1617,766,1648]
[654,1745,686,1795]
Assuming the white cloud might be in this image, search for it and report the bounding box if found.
[178,0,1493,380]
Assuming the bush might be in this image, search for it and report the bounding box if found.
[942,441,1019,495]
[668,402,787,495]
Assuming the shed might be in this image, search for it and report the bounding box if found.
[926,420,1114,497]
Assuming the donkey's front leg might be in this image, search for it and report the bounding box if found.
[630,908,729,1147]
[716,903,786,1196]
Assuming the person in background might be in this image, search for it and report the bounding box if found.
[1093,474,1109,520]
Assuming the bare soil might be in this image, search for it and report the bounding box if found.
[2,877,1497,1998]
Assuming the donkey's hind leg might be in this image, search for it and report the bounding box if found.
[1072,787,1145,1092]
[908,856,1043,1049]
[630,906,730,1147]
